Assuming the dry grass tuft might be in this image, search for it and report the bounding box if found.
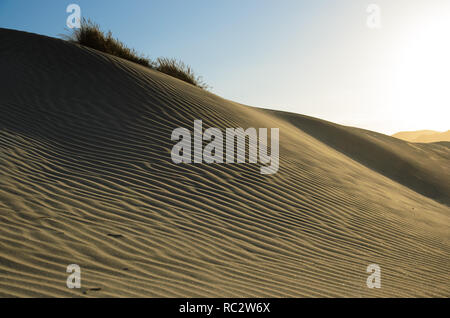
[66,18,208,89]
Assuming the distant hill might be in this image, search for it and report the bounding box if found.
[392,130,450,143]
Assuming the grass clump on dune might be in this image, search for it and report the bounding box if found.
[67,18,151,67]
[66,18,208,89]
[155,57,208,89]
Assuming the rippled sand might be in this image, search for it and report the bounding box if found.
[0,28,449,297]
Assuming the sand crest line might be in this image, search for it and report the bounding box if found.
[171,120,279,175]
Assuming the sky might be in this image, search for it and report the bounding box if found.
[1,0,449,135]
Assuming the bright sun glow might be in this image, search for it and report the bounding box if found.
[389,14,450,132]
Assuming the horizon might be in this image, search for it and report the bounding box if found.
[1,0,449,135]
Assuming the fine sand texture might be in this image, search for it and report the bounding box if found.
[393,130,450,143]
[0,28,449,297]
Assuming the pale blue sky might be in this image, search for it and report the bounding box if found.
[1,0,449,134]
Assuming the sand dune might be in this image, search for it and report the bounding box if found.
[0,28,449,297]
[393,130,450,143]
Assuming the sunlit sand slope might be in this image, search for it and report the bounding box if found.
[0,28,449,297]
[393,130,450,143]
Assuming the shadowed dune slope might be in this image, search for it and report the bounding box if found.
[264,111,450,205]
[0,28,449,297]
